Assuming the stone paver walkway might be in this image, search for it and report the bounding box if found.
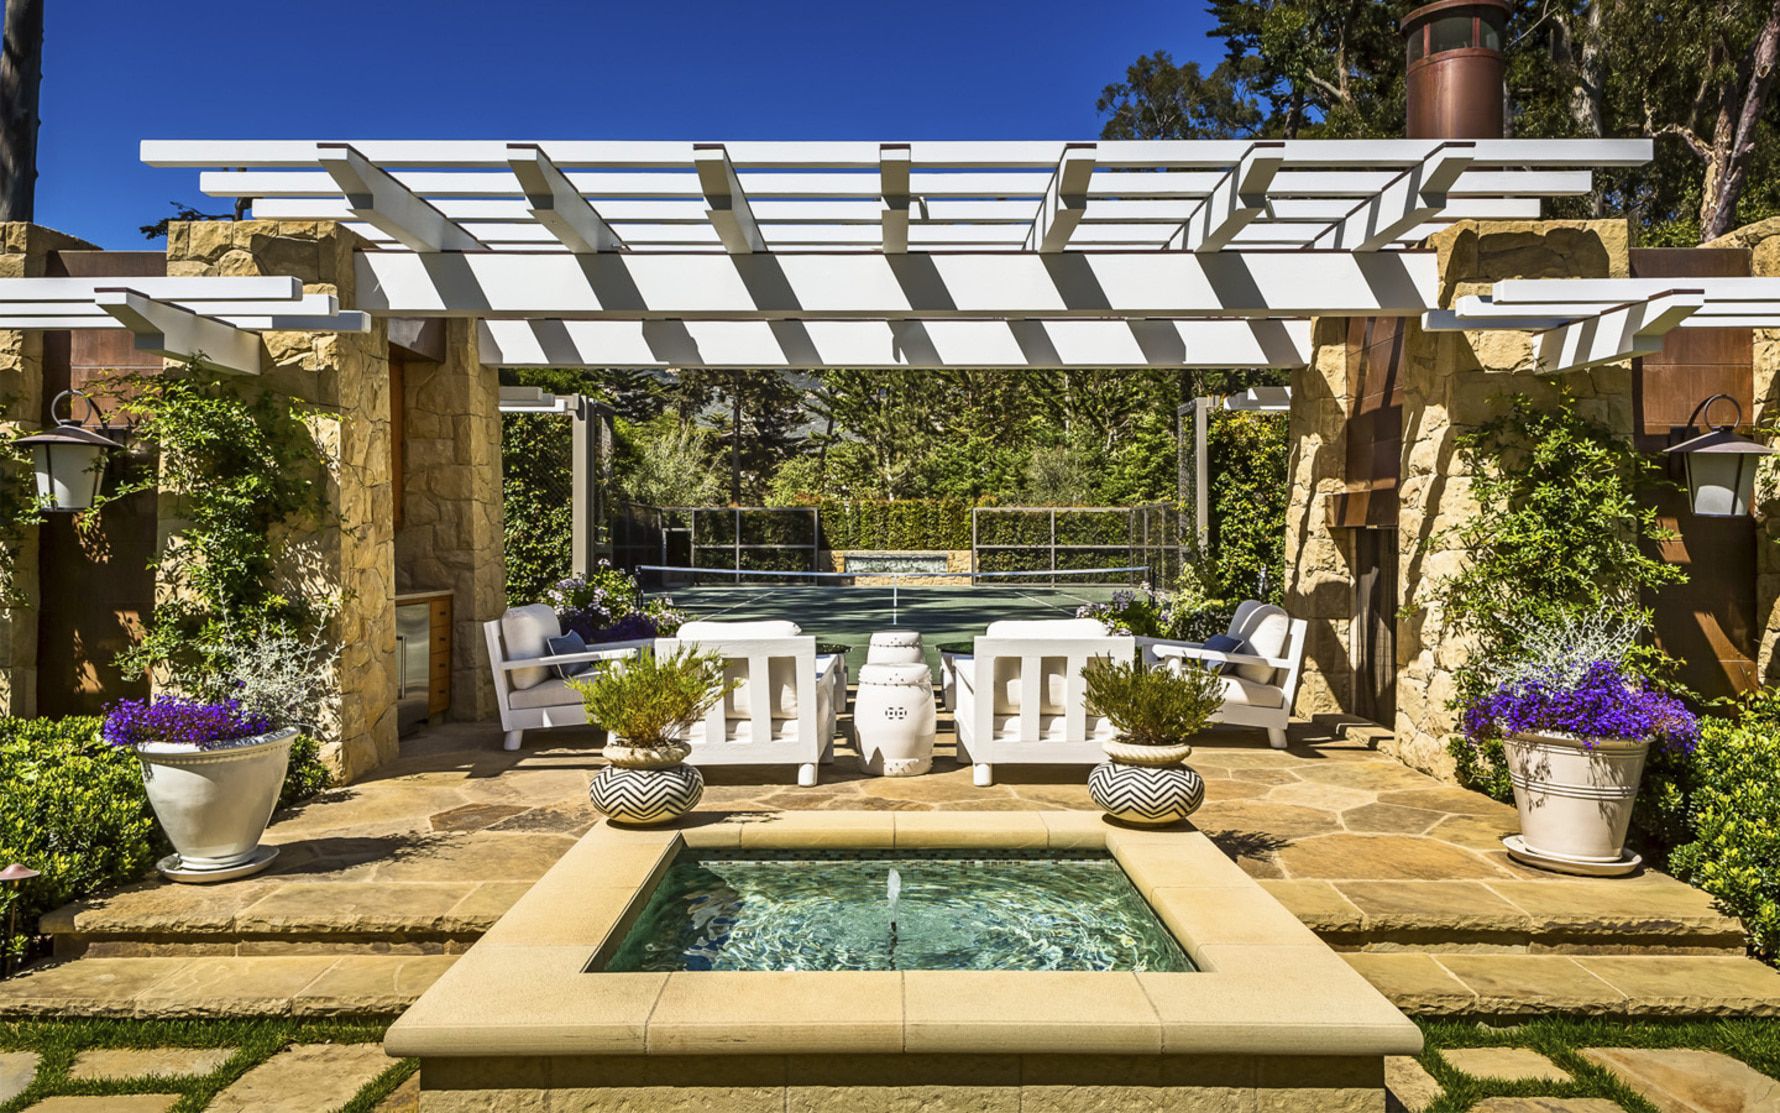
[0,1051,37,1103]
[1582,1048,1780,1113]
[206,1042,389,1113]
[67,1046,234,1080]
[1443,1047,1572,1083]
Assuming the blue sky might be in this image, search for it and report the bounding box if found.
[36,0,1222,248]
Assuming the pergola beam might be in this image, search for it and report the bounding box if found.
[506,143,624,253]
[318,143,486,253]
[477,317,1311,369]
[1179,141,1285,253]
[1326,142,1476,251]
[880,144,912,254]
[355,249,1440,319]
[1534,291,1705,374]
[95,288,263,375]
[1027,143,1097,253]
[694,144,765,253]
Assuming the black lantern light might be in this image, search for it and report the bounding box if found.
[14,390,125,512]
[1665,393,1774,518]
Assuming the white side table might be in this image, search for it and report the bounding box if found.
[854,662,936,777]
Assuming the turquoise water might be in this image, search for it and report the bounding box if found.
[600,850,1194,973]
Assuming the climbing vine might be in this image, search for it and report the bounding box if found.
[89,360,334,681]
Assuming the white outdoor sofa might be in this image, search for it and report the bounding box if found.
[1138,601,1308,750]
[659,619,841,787]
[484,610,840,784]
[952,618,1135,787]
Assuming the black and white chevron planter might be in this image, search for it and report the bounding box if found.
[589,764,705,826]
[1088,761,1205,827]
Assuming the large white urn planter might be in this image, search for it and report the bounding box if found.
[590,742,705,826]
[854,662,937,777]
[1088,741,1205,827]
[1501,730,1648,876]
[138,727,296,883]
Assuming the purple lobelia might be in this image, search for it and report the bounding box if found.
[103,695,274,751]
[1462,660,1698,753]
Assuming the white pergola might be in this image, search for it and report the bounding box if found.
[112,137,1647,371]
[1426,278,1780,374]
[0,137,1659,373]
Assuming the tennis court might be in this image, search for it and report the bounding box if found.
[645,572,1129,675]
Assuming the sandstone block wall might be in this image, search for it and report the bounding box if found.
[394,319,504,720]
[1387,220,1632,778]
[166,219,398,781]
[0,223,99,717]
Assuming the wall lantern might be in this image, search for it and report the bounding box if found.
[14,390,125,512]
[1665,393,1774,518]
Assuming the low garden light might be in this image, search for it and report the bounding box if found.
[0,862,40,977]
[14,389,124,512]
[1665,393,1773,519]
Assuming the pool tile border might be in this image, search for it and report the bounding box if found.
[384,811,1422,1059]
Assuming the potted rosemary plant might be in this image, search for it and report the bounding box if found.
[1082,656,1224,826]
[1462,628,1697,875]
[570,647,730,826]
[103,696,298,882]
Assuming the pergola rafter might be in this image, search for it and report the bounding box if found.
[506,143,624,253]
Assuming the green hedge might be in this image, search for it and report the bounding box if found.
[816,498,973,551]
[1671,695,1780,964]
[0,716,161,968]
[0,717,331,971]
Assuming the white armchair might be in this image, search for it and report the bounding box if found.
[1139,602,1307,749]
[953,618,1134,787]
[484,605,648,751]
[657,620,841,786]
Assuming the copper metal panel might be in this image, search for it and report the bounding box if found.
[1402,0,1508,139]
[1343,317,1405,527]
[42,250,167,412]
[1631,246,1753,444]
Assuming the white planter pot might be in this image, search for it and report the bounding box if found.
[137,728,296,882]
[1503,730,1648,868]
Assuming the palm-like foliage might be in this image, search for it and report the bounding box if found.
[568,648,730,750]
[1084,656,1225,747]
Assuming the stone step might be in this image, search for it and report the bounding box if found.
[8,948,1779,1021]
[1345,951,1780,1017]
[0,954,455,1019]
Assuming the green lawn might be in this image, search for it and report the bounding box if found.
[4,1015,1778,1111]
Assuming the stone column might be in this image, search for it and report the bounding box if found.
[165,219,398,781]
[1284,318,1357,716]
[1389,220,1631,778]
[393,319,504,720]
[0,223,98,716]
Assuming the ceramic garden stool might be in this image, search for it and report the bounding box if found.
[854,662,937,777]
[866,629,924,666]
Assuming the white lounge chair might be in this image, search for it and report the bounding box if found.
[484,604,649,751]
[657,619,841,787]
[952,618,1134,787]
[1138,601,1307,750]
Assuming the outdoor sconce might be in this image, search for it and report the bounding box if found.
[14,390,125,512]
[1665,393,1774,518]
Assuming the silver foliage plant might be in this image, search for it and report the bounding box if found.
[177,610,340,735]
[1491,608,1649,689]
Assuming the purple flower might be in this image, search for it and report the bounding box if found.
[1463,660,1698,753]
[102,696,273,751]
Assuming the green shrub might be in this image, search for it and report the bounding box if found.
[279,734,332,810]
[1083,657,1224,746]
[1670,694,1780,963]
[0,717,163,968]
[568,648,729,749]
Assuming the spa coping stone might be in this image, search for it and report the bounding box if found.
[383,811,1425,1062]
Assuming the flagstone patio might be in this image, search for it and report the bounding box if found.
[5,715,1780,1022]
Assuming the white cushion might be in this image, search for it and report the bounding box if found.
[677,619,801,639]
[508,676,584,710]
[500,605,561,691]
[1218,674,1285,710]
[984,618,1107,638]
[1231,604,1290,684]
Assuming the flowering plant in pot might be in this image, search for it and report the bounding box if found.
[569,647,731,826]
[1081,656,1224,826]
[103,695,297,882]
[1462,620,1697,875]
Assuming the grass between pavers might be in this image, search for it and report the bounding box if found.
[2,1014,1778,1111]
[1414,1016,1780,1113]
[0,1017,414,1113]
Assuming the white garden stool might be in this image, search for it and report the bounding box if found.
[866,629,924,665]
[853,662,936,777]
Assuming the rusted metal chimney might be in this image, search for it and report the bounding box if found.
[1402,0,1509,139]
